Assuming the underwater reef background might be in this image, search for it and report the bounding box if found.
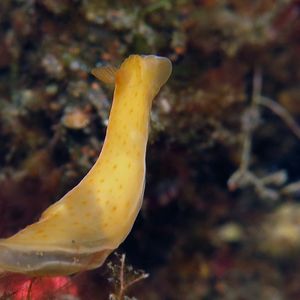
[0,0,299,299]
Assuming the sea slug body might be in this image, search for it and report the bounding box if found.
[0,55,172,276]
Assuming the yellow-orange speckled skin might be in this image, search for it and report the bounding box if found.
[0,55,172,275]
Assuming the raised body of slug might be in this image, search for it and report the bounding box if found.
[0,55,172,276]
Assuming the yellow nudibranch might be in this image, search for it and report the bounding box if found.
[0,55,172,276]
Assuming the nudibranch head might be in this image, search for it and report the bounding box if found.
[115,55,172,97]
[93,55,172,98]
[0,54,172,276]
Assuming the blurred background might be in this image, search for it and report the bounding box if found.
[0,0,299,299]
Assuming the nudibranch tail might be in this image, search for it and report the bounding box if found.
[0,55,172,276]
[0,244,112,276]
